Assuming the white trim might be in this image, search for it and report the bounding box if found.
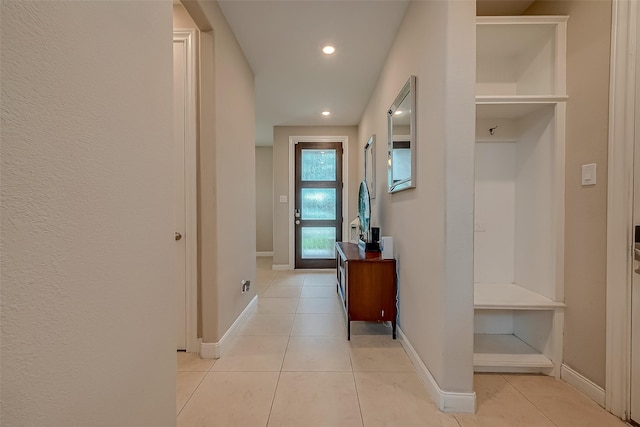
[553,102,567,304]
[476,15,570,25]
[174,29,199,354]
[398,328,476,413]
[288,136,349,269]
[475,95,569,104]
[199,295,258,359]
[256,251,274,257]
[199,341,219,359]
[606,0,637,419]
[272,264,292,271]
[561,364,606,408]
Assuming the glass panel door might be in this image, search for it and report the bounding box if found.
[295,142,343,268]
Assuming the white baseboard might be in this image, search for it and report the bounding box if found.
[256,251,273,257]
[200,295,258,359]
[561,363,605,407]
[272,264,292,271]
[398,327,476,413]
[199,341,219,359]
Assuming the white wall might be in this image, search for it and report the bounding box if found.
[1,2,175,425]
[358,0,476,394]
[474,142,516,284]
[256,147,274,253]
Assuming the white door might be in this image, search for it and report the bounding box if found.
[173,38,187,350]
[632,8,640,419]
[633,143,640,425]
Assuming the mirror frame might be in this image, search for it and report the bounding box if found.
[364,134,376,199]
[387,75,416,193]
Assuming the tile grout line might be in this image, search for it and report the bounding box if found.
[265,290,298,427]
[176,367,211,418]
[500,374,560,427]
[345,312,366,427]
[264,332,291,427]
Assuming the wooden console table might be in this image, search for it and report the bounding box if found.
[335,242,397,340]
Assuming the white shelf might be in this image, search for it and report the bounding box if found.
[477,15,570,25]
[474,15,566,378]
[476,16,567,98]
[476,95,568,104]
[474,283,565,310]
[474,333,554,370]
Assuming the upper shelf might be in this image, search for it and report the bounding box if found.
[475,98,565,120]
[474,282,565,310]
[477,16,568,98]
[476,95,568,105]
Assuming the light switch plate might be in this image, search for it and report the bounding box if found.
[279,195,288,203]
[581,163,596,186]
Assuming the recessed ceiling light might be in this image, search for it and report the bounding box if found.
[322,45,335,55]
[322,111,331,116]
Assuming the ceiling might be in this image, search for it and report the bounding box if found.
[217,0,410,146]
[217,0,535,146]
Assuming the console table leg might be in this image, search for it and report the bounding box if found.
[347,320,351,340]
[392,321,397,340]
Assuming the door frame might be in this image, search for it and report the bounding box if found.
[606,0,638,419]
[288,136,349,270]
[174,29,198,353]
[294,141,344,269]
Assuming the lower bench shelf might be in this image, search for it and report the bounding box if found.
[473,283,565,376]
[474,333,555,373]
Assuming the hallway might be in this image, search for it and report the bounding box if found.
[176,257,626,426]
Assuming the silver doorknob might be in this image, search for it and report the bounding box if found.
[295,220,300,225]
[175,232,182,241]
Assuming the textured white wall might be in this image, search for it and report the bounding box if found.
[1,2,175,425]
[358,0,476,392]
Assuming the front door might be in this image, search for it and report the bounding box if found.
[294,141,343,269]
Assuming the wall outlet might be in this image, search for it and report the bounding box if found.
[241,280,251,293]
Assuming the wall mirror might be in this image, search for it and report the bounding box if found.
[387,75,416,193]
[364,134,376,199]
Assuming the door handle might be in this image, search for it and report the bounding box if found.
[295,220,300,225]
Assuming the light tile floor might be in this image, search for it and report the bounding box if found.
[176,257,628,426]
